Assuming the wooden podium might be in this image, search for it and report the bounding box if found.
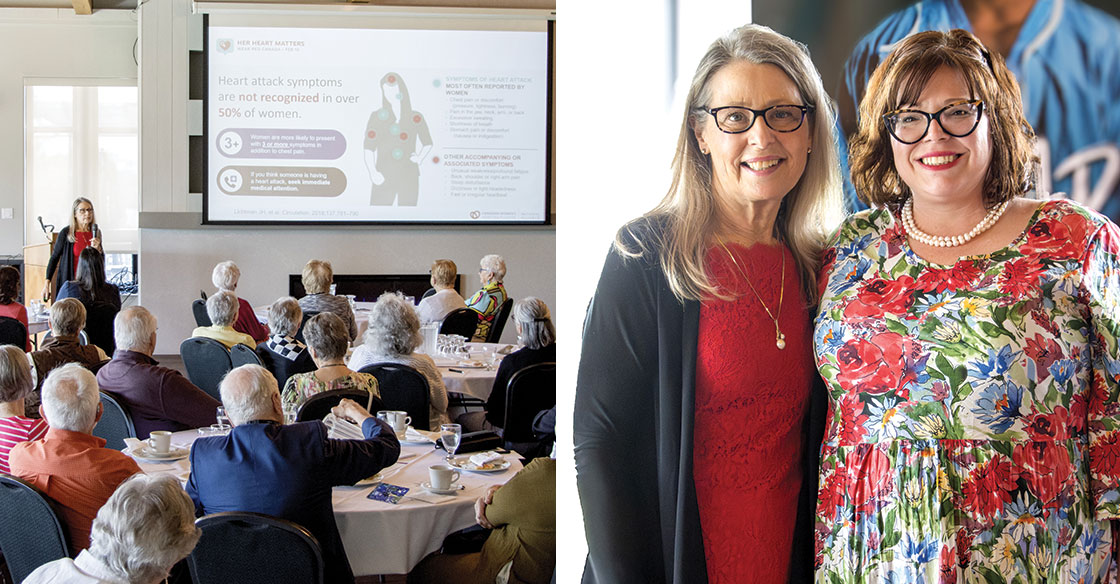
[23,235,55,304]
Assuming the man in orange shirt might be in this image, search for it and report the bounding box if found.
[10,362,140,553]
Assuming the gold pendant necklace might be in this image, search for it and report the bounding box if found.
[717,239,786,350]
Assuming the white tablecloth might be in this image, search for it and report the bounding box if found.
[135,428,522,576]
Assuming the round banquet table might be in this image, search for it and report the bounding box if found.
[133,427,523,576]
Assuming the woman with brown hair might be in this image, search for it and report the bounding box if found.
[0,266,31,351]
[815,29,1120,580]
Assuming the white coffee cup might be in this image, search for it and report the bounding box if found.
[429,464,461,491]
[147,431,172,454]
[376,410,411,438]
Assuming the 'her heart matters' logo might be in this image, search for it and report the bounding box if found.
[470,210,481,220]
[217,39,234,54]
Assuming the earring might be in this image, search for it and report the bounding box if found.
[700,148,709,155]
[807,147,813,154]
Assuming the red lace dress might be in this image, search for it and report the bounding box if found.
[693,242,814,583]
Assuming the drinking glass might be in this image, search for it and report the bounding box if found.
[441,423,462,461]
[216,407,232,431]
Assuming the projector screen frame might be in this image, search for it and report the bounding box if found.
[200,9,555,227]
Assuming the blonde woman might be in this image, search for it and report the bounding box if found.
[298,259,358,342]
[573,24,844,584]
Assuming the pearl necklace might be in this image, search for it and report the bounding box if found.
[901,197,1010,248]
[717,239,786,350]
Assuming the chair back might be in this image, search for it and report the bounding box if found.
[485,298,514,343]
[503,362,557,444]
[439,308,478,339]
[296,388,385,423]
[0,475,71,583]
[0,316,27,347]
[192,298,212,327]
[230,343,263,367]
[180,337,233,401]
[84,300,118,355]
[357,363,431,431]
[188,512,324,584]
[93,391,137,450]
[421,287,437,300]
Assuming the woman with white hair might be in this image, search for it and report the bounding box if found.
[465,254,508,341]
[0,345,48,474]
[348,292,450,428]
[297,259,358,342]
[256,296,316,388]
[574,24,844,582]
[212,260,269,344]
[191,291,257,349]
[23,473,201,584]
[459,297,555,434]
[282,312,379,410]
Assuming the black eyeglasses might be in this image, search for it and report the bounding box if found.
[882,100,984,144]
[706,104,812,134]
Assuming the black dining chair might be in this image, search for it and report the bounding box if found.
[0,475,71,584]
[293,311,318,344]
[230,343,263,368]
[484,298,514,343]
[84,300,119,356]
[296,389,385,423]
[421,287,437,300]
[93,391,137,450]
[191,298,212,327]
[439,308,478,339]
[0,316,27,347]
[188,512,324,584]
[502,362,556,457]
[357,363,431,431]
[180,337,233,401]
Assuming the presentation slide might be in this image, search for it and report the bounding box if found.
[205,24,550,224]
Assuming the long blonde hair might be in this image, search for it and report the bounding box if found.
[617,24,844,305]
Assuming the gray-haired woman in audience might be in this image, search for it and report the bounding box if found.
[297,259,357,341]
[23,473,201,584]
[281,312,379,411]
[255,297,316,388]
[460,297,555,433]
[348,292,450,429]
[212,260,269,344]
[416,259,466,324]
[0,345,47,474]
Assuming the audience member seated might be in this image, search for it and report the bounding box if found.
[282,312,379,411]
[98,306,220,439]
[409,457,556,584]
[416,259,466,324]
[0,345,48,474]
[460,298,556,434]
[28,298,108,415]
[298,259,357,342]
[9,363,141,553]
[349,292,449,428]
[24,473,201,584]
[256,296,316,388]
[0,265,31,351]
[186,365,400,584]
[56,248,122,312]
[466,254,508,342]
[212,260,269,344]
[190,291,257,349]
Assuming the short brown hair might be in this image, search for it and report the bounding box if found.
[850,29,1038,210]
[0,266,19,305]
[50,298,86,337]
[429,259,457,289]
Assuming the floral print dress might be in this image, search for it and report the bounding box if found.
[813,200,1120,583]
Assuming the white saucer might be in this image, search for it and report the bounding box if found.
[421,481,464,495]
[129,446,189,462]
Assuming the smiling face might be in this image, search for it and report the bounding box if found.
[75,201,94,229]
[693,61,812,213]
[889,65,992,206]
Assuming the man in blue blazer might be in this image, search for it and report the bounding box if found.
[186,364,400,584]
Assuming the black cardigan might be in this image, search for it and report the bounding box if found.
[573,219,825,584]
[44,226,78,297]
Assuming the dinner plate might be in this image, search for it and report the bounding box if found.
[354,471,384,487]
[420,481,465,495]
[129,446,189,462]
[448,457,511,473]
[451,361,487,369]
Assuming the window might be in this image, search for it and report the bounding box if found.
[24,83,139,253]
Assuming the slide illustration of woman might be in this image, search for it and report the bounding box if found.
[364,72,433,206]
